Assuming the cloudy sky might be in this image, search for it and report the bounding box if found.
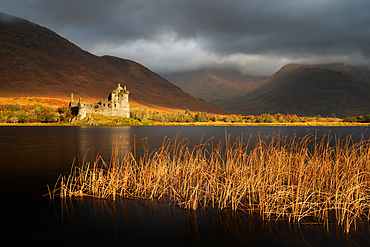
[2,0,370,75]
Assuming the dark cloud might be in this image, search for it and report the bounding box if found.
[1,0,370,74]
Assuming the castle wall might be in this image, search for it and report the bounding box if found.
[71,84,130,120]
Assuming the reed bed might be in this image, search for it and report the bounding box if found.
[49,133,370,232]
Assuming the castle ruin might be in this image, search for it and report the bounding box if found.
[69,84,130,120]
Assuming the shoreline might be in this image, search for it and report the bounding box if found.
[1,122,370,127]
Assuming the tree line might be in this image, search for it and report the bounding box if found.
[343,115,370,123]
[2,104,368,124]
[0,104,72,123]
[129,108,339,123]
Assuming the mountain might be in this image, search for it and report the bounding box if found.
[225,63,370,117]
[163,69,268,107]
[0,13,230,115]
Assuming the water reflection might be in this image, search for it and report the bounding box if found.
[52,197,370,247]
[2,126,370,246]
[74,126,133,162]
[70,126,370,168]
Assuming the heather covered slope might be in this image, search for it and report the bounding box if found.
[225,63,370,118]
[0,13,230,115]
[163,69,268,107]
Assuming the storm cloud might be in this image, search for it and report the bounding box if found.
[2,0,370,75]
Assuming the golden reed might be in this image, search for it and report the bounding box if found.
[49,133,370,232]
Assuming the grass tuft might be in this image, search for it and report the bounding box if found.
[48,133,370,232]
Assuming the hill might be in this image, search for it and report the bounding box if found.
[163,69,268,107]
[225,63,370,117]
[0,13,230,115]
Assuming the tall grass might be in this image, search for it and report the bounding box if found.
[49,133,370,232]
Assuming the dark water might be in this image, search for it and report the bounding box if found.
[1,126,370,246]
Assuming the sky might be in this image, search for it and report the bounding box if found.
[1,0,370,76]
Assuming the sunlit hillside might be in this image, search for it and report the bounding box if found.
[0,13,230,115]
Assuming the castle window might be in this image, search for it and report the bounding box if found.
[108,104,110,107]
[103,104,105,107]
[114,104,116,107]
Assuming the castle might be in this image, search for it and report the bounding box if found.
[69,84,130,120]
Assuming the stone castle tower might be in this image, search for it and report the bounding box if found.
[69,84,130,120]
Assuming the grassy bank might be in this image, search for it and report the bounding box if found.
[48,133,370,232]
[148,121,370,127]
[2,121,370,127]
[2,103,370,126]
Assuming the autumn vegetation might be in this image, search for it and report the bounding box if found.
[343,115,370,123]
[0,104,72,123]
[2,104,370,125]
[48,133,370,233]
[129,108,342,124]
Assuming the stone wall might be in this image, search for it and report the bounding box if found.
[70,84,130,120]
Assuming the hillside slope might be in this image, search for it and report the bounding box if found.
[163,69,268,107]
[225,63,370,117]
[0,13,230,115]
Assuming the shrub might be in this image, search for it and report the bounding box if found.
[210,115,218,122]
[357,115,370,123]
[255,115,263,122]
[25,114,39,123]
[57,107,72,122]
[46,112,60,122]
[15,111,28,123]
[195,112,208,122]
[8,116,18,123]
[343,116,357,123]
[130,108,150,120]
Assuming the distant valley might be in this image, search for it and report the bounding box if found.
[224,63,370,118]
[165,64,370,118]
[163,69,268,107]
